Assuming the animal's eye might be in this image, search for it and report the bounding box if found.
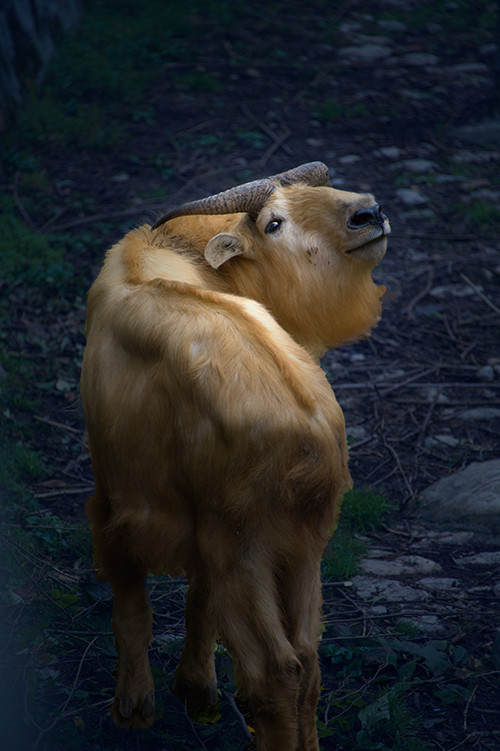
[265,218,283,234]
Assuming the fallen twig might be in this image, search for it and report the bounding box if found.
[405,268,434,320]
[417,386,443,446]
[12,172,35,229]
[31,636,99,750]
[460,272,500,315]
[34,487,94,498]
[35,415,82,435]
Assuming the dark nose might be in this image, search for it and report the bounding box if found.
[347,204,387,229]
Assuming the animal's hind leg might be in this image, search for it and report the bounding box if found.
[208,561,302,750]
[173,565,218,717]
[280,556,323,751]
[109,572,155,728]
[86,490,154,728]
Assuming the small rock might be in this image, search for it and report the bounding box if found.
[110,173,130,183]
[419,460,500,536]
[306,138,325,147]
[445,62,491,76]
[452,150,500,164]
[396,188,428,205]
[339,154,362,165]
[339,21,363,35]
[370,605,388,616]
[379,146,401,159]
[338,44,393,64]
[454,118,500,147]
[399,615,446,634]
[361,555,442,577]
[434,174,464,184]
[422,387,449,404]
[375,368,406,381]
[400,88,432,101]
[350,352,365,362]
[399,159,439,173]
[416,531,475,546]
[418,577,460,591]
[397,555,443,574]
[351,577,431,602]
[400,52,439,66]
[478,365,495,382]
[347,425,368,442]
[455,551,500,567]
[378,19,407,32]
[466,188,500,203]
[424,434,460,448]
[55,378,73,392]
[461,178,491,191]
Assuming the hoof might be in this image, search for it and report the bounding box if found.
[173,673,219,720]
[110,688,155,729]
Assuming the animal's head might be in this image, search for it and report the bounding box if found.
[153,162,390,358]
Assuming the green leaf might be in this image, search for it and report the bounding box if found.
[398,659,418,680]
[434,684,472,706]
[358,693,391,731]
[452,645,468,666]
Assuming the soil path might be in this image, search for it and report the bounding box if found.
[3,1,500,749]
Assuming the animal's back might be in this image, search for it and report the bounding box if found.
[81,230,350,577]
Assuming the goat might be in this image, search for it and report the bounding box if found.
[80,162,389,750]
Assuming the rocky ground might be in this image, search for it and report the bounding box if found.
[2,0,500,749]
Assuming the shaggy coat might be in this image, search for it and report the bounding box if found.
[81,178,388,751]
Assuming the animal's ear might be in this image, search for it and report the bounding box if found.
[204,233,250,270]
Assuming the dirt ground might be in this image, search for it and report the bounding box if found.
[2,1,500,749]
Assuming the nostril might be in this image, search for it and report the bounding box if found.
[348,204,386,229]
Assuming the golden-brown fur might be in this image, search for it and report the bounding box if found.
[80,179,388,750]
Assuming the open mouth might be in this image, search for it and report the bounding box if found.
[347,233,388,262]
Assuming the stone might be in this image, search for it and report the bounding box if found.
[361,551,441,576]
[399,159,439,173]
[477,365,495,382]
[346,425,368,442]
[396,188,428,205]
[400,52,439,66]
[454,119,500,147]
[424,434,460,448]
[399,615,446,634]
[455,551,500,567]
[338,44,393,64]
[418,577,460,591]
[461,407,500,421]
[364,557,444,577]
[379,146,401,159]
[378,20,407,33]
[445,63,491,76]
[351,577,431,602]
[418,459,500,536]
[339,154,362,165]
[414,530,475,546]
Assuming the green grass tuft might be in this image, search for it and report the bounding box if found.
[322,488,393,582]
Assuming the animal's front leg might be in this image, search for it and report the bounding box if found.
[110,576,155,728]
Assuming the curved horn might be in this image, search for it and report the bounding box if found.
[271,161,330,188]
[152,161,330,229]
